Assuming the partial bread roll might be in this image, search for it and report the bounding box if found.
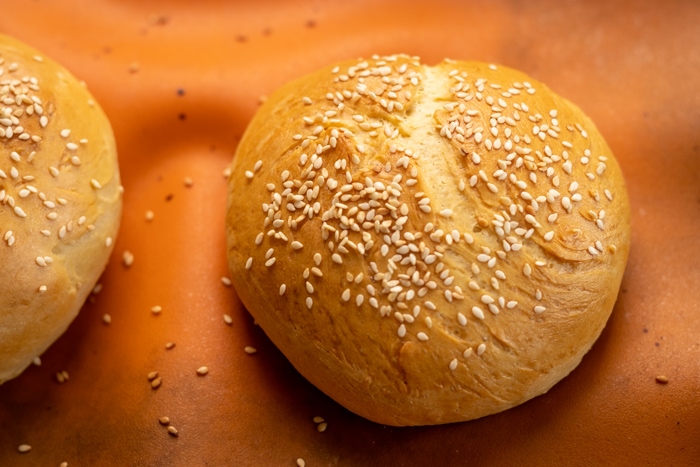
[0,34,122,383]
[226,55,630,426]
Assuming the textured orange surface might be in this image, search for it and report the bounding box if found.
[1,0,699,465]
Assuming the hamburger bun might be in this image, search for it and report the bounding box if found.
[225,54,630,426]
[0,34,122,384]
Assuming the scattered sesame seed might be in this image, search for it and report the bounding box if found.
[244,346,257,354]
[655,375,669,384]
[297,459,306,467]
[123,251,134,267]
[167,426,178,436]
[159,416,171,425]
[17,444,31,453]
[221,277,232,286]
[196,366,209,376]
[151,377,162,389]
[317,422,328,432]
[147,371,159,381]
[223,314,233,325]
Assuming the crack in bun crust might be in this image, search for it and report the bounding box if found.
[226,54,630,426]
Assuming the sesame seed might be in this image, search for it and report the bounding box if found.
[196,366,209,376]
[655,375,669,384]
[17,444,31,453]
[151,306,162,314]
[102,314,112,324]
[147,371,159,381]
[221,277,232,286]
[151,377,162,389]
[449,358,458,371]
[165,342,176,350]
[159,417,170,425]
[244,346,257,354]
[317,422,328,432]
[471,306,485,320]
[297,459,306,467]
[123,251,134,267]
[223,314,233,325]
[477,343,486,355]
[167,426,178,436]
[534,305,546,314]
[417,332,429,341]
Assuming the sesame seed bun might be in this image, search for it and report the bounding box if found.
[0,34,122,384]
[225,54,630,426]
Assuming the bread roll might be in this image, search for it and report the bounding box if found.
[0,34,122,383]
[226,54,630,426]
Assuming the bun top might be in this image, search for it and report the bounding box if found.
[226,54,630,425]
[0,34,122,383]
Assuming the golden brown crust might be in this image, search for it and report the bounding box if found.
[226,55,630,425]
[0,34,122,383]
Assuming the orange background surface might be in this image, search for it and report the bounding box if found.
[1,0,699,465]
